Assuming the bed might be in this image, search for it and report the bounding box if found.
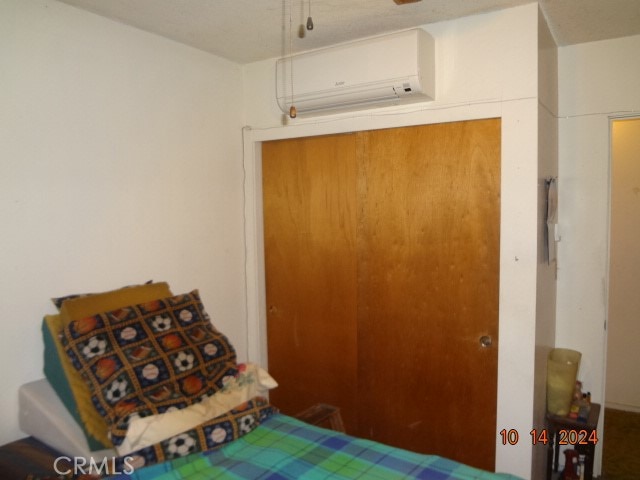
[107,413,517,480]
[11,282,521,479]
[8,411,519,480]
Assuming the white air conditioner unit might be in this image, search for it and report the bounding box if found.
[276,29,435,116]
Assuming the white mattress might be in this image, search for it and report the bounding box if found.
[18,379,116,461]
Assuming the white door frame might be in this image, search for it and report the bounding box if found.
[242,99,539,478]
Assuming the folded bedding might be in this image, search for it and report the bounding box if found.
[111,396,278,472]
[43,282,174,449]
[108,414,522,480]
[59,290,241,450]
[119,363,277,455]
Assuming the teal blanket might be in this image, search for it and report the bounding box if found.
[109,414,521,479]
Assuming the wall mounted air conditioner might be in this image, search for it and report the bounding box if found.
[276,29,435,116]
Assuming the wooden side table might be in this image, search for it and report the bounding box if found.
[546,402,600,480]
[294,403,346,433]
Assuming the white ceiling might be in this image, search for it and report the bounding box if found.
[56,0,640,64]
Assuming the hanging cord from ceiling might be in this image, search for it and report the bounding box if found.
[288,0,316,119]
[288,0,296,118]
[306,0,314,30]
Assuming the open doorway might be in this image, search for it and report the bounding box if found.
[602,117,640,479]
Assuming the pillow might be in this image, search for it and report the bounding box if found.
[51,280,155,310]
[61,290,237,449]
[59,282,171,319]
[43,282,173,449]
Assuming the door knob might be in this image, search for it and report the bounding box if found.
[479,335,493,348]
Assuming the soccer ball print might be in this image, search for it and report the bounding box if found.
[150,314,172,332]
[104,375,131,404]
[172,350,196,372]
[165,432,197,458]
[81,335,108,359]
[237,414,256,434]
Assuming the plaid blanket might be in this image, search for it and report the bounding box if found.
[108,414,522,479]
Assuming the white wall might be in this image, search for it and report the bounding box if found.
[532,8,558,480]
[0,0,248,445]
[243,4,542,478]
[607,118,640,412]
[557,34,640,473]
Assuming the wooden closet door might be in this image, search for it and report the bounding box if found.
[356,119,500,471]
[262,134,360,433]
[263,119,500,471]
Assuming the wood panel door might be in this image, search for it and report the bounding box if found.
[356,120,500,471]
[262,119,500,471]
[262,134,360,433]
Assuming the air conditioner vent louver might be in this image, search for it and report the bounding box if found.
[276,29,435,116]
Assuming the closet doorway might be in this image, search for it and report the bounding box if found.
[262,119,501,471]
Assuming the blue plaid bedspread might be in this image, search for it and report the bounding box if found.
[109,414,522,479]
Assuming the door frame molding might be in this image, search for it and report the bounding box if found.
[242,99,539,476]
[604,114,640,408]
